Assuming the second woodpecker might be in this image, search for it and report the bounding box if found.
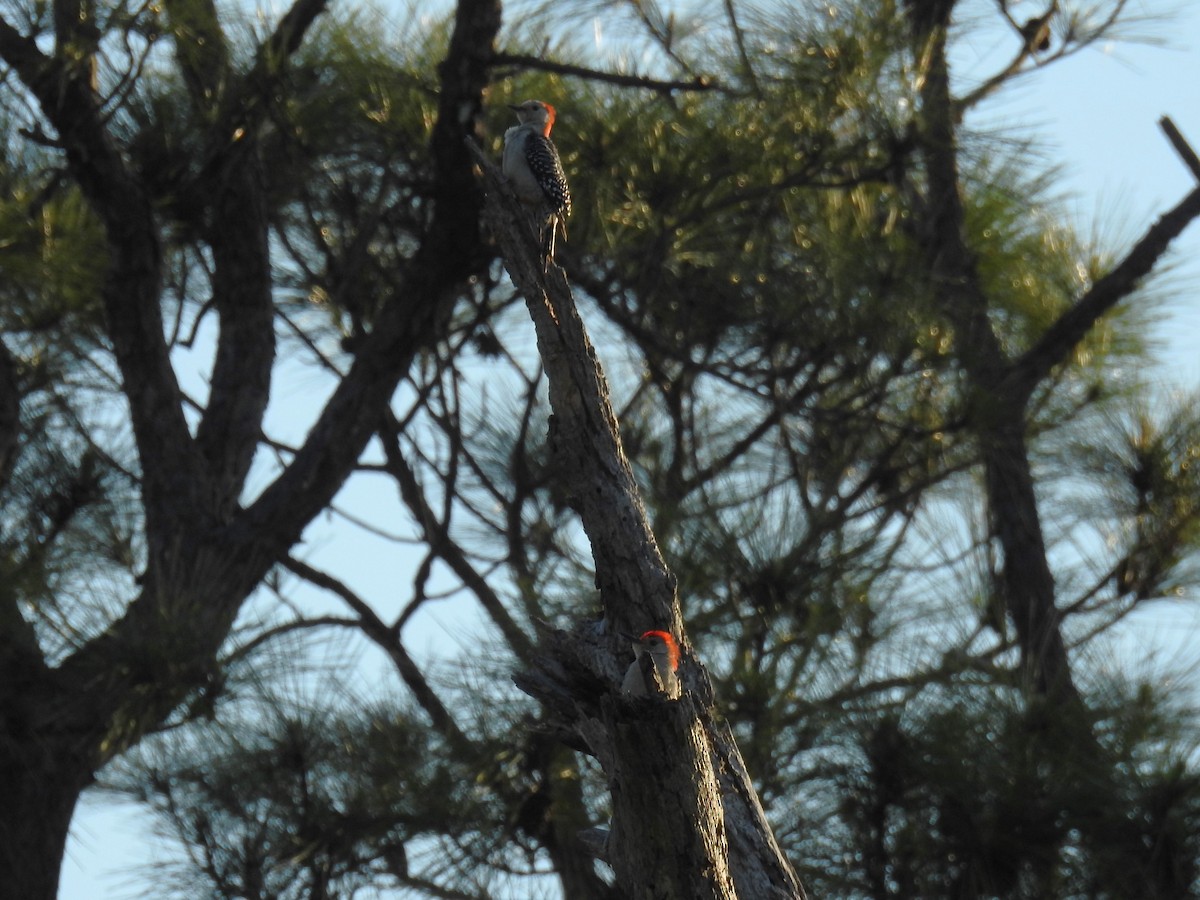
[502,99,572,267]
[621,630,681,699]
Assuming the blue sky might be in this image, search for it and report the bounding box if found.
[59,1,1200,896]
[958,0,1200,388]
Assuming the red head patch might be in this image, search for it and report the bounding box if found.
[641,630,680,671]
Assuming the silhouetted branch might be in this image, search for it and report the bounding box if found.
[281,555,471,746]
[1011,183,1200,398]
[376,410,536,661]
[494,52,716,94]
[1160,116,1200,182]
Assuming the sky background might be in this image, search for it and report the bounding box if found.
[58,0,1200,896]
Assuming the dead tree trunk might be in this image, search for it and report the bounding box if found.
[470,141,808,900]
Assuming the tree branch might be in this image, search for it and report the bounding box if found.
[722,0,759,96]
[191,4,328,510]
[1010,183,1200,399]
[52,0,99,93]
[1159,116,1200,183]
[0,14,203,532]
[280,556,471,748]
[907,0,1079,702]
[0,337,52,690]
[192,0,330,508]
[494,51,716,94]
[162,0,230,108]
[0,338,18,489]
[954,1,1058,118]
[192,144,274,510]
[239,0,498,552]
[264,0,330,60]
[376,413,536,662]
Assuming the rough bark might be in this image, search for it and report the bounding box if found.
[472,142,807,900]
[608,696,736,900]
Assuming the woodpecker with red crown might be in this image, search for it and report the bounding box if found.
[621,630,681,699]
[502,99,572,268]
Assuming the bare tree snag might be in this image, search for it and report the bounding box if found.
[608,696,736,900]
[469,140,807,900]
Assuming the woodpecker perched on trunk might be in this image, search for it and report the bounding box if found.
[502,99,572,267]
[621,630,681,699]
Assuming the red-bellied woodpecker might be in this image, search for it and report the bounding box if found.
[621,630,681,699]
[502,99,572,267]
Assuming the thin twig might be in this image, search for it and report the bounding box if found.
[281,555,472,745]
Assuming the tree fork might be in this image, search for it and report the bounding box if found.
[906,0,1080,701]
[0,1,502,894]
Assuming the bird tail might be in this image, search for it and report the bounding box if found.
[541,213,567,269]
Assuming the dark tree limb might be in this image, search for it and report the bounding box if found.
[493,52,716,94]
[193,140,275,511]
[954,1,1058,118]
[220,0,330,138]
[240,0,496,550]
[263,0,331,61]
[1009,182,1200,399]
[0,14,203,533]
[0,341,53,713]
[722,0,760,96]
[1160,116,1200,182]
[377,410,537,661]
[907,0,1079,702]
[52,0,99,91]
[0,338,18,489]
[280,556,471,748]
[190,0,330,508]
[162,0,230,108]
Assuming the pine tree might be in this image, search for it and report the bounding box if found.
[3,0,1200,897]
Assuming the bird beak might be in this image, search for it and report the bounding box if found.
[508,104,521,111]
